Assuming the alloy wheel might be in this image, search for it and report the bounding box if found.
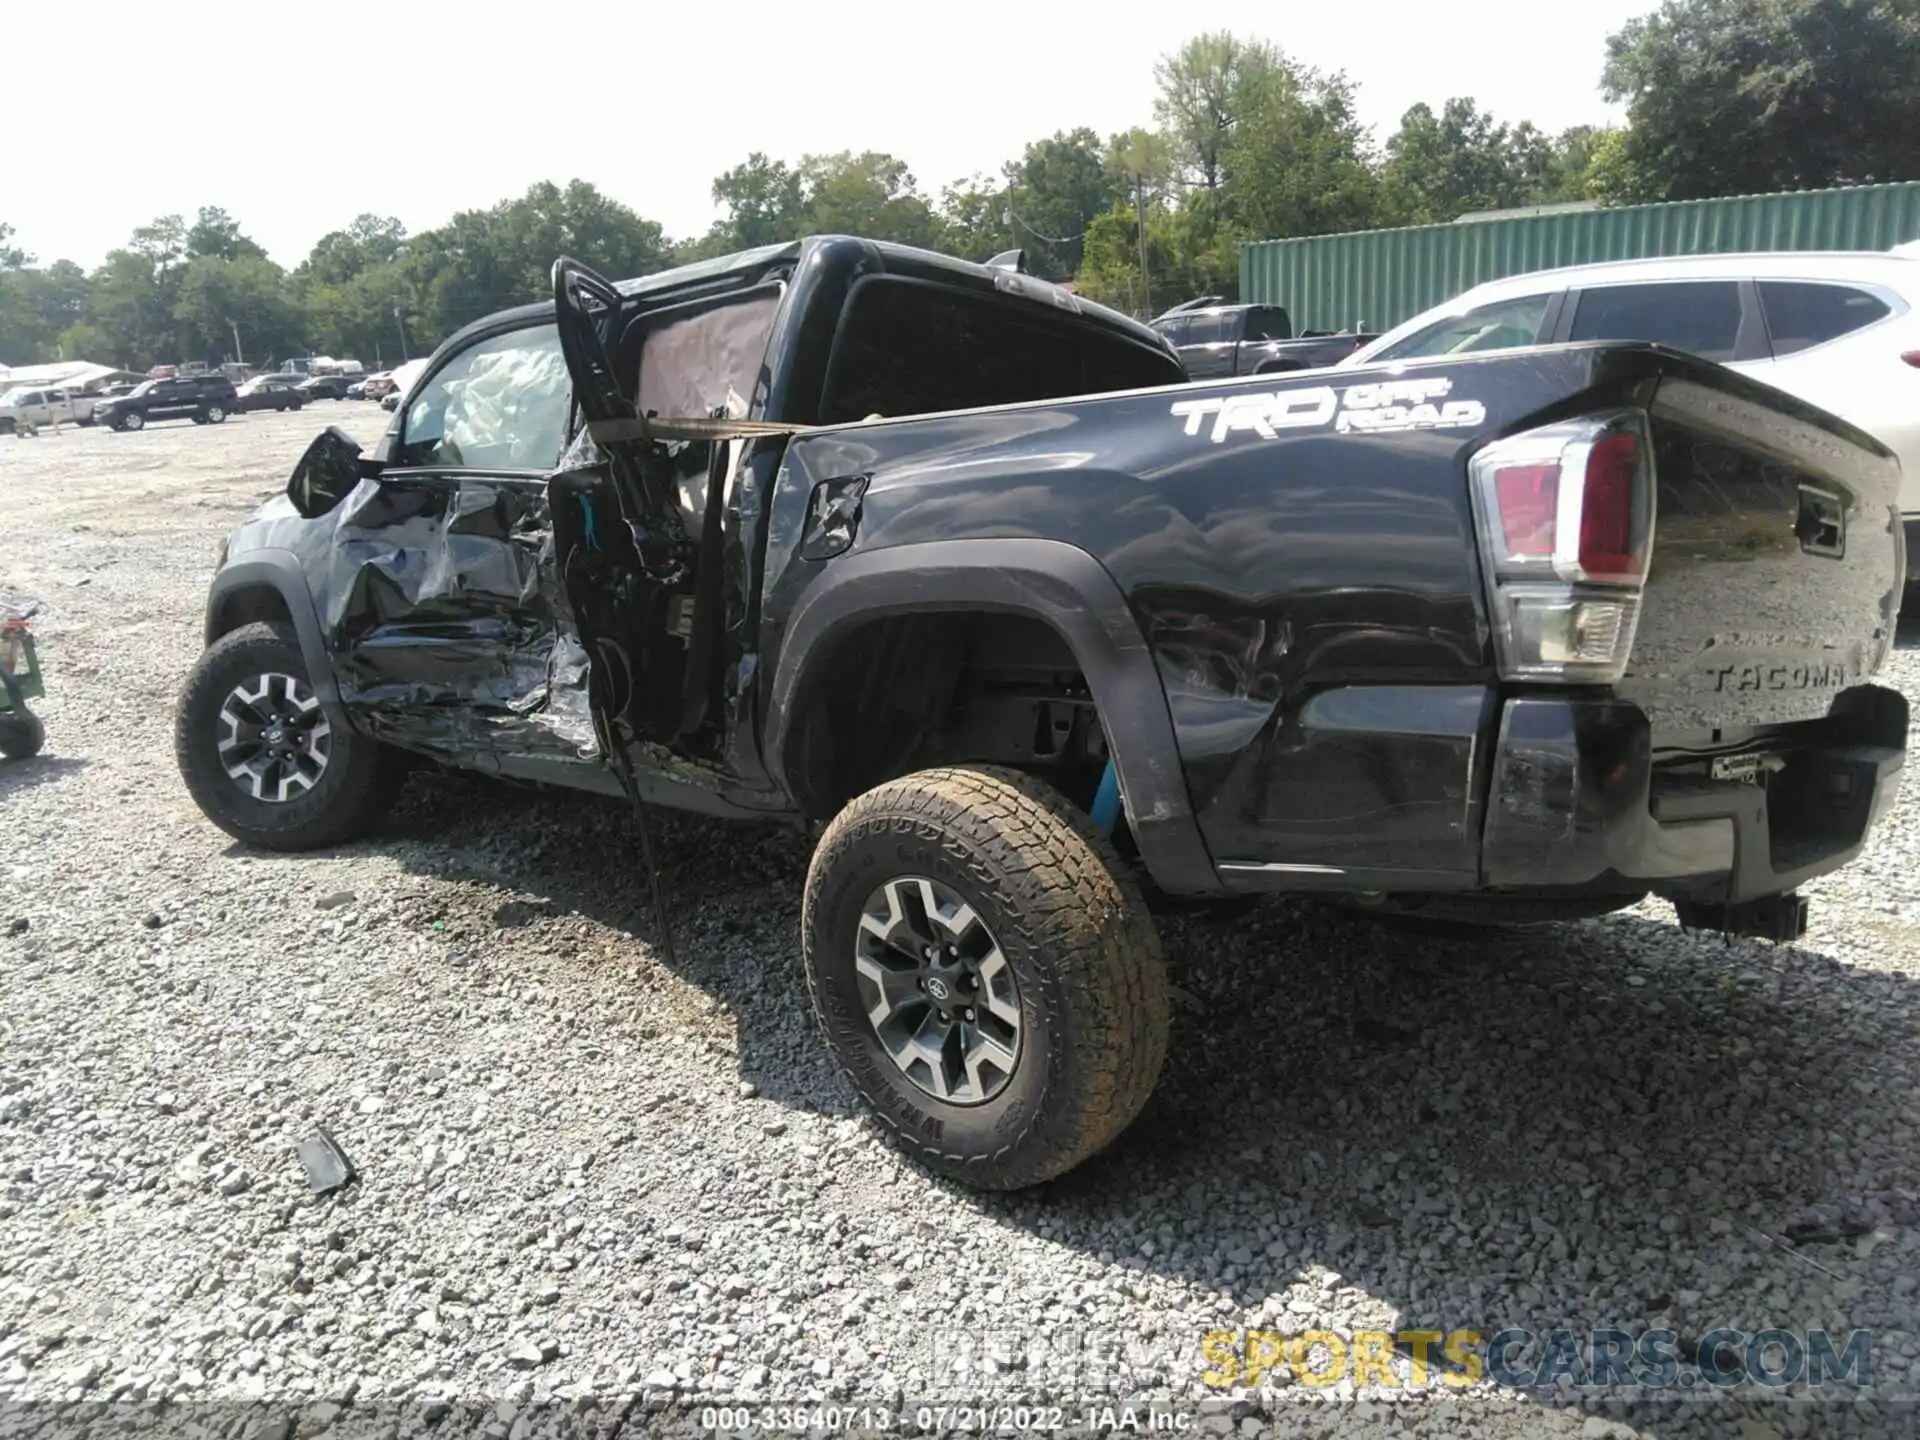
[854,875,1023,1105]
[216,671,331,802]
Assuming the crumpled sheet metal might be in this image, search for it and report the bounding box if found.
[285,476,600,765]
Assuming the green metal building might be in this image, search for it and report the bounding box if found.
[1241,182,1920,334]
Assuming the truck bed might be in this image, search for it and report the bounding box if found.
[763,340,1905,909]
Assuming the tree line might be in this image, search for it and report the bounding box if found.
[3,0,1916,372]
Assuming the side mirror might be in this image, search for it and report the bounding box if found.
[287,425,373,519]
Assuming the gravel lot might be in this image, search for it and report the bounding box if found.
[1,409,1918,1438]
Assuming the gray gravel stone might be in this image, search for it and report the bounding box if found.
[507,1340,557,1370]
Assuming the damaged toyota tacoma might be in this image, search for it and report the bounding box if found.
[174,235,1908,1189]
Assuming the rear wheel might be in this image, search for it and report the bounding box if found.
[803,765,1169,1190]
[0,710,44,760]
[204,404,227,424]
[175,622,396,850]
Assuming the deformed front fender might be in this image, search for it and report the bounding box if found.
[763,537,1223,896]
[203,551,348,717]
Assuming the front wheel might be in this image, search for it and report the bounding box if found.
[803,765,1169,1190]
[118,411,144,432]
[174,621,396,850]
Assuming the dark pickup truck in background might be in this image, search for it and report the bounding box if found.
[175,235,1907,1191]
[1151,297,1378,376]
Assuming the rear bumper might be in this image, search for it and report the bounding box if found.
[1210,683,1906,904]
[1481,687,1906,904]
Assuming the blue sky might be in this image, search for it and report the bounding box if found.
[12,0,1655,268]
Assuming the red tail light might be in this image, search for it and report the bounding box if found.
[1903,350,1920,368]
[1494,464,1560,559]
[1579,431,1641,577]
[1468,412,1656,683]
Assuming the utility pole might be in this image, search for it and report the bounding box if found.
[228,319,244,365]
[394,303,410,363]
[1134,173,1152,318]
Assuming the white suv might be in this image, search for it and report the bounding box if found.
[1342,252,1920,546]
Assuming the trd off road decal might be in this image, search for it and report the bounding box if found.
[1170,377,1487,444]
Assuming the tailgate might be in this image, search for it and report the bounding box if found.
[1615,367,1904,737]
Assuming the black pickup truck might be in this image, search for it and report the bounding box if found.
[174,235,1906,1190]
[1151,298,1378,377]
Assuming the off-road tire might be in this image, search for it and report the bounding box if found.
[803,765,1169,1190]
[0,710,44,760]
[175,621,395,850]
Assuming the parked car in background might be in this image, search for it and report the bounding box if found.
[296,375,355,401]
[94,374,240,431]
[378,357,430,411]
[1,386,102,433]
[360,371,397,400]
[1342,252,1920,550]
[234,377,307,413]
[1151,299,1377,376]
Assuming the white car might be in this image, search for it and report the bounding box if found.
[0,385,101,434]
[1342,252,1920,544]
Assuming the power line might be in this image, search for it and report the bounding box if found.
[1006,203,1087,248]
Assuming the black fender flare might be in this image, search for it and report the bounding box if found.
[203,552,349,719]
[764,537,1223,896]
